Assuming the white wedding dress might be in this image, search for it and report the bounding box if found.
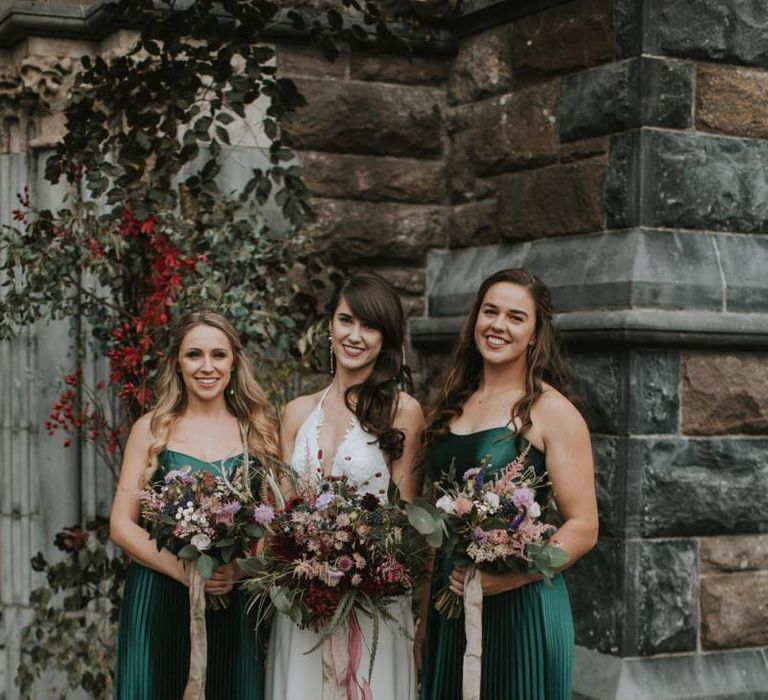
[265,387,417,700]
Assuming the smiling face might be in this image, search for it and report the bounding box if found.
[177,323,235,402]
[473,282,537,365]
[329,297,384,375]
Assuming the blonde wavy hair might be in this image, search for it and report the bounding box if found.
[142,310,279,487]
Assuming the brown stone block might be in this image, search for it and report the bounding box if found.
[509,0,613,87]
[350,54,449,85]
[700,573,768,649]
[448,24,514,104]
[696,64,768,140]
[700,535,768,574]
[448,199,500,248]
[301,152,444,204]
[496,156,606,240]
[285,78,443,158]
[306,198,445,264]
[276,44,348,78]
[447,81,560,181]
[682,353,768,435]
[366,266,426,295]
[558,135,609,163]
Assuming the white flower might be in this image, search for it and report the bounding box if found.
[528,502,541,519]
[483,492,500,513]
[435,495,456,514]
[190,533,211,551]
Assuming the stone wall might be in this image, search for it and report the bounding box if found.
[2,0,768,698]
[406,0,768,697]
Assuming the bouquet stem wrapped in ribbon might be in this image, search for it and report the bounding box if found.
[240,473,430,699]
[406,447,569,700]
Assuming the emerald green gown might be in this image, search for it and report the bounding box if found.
[420,428,574,700]
[115,450,263,700]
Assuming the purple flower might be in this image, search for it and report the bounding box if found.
[164,468,191,483]
[215,501,242,526]
[473,527,488,543]
[474,469,485,491]
[316,491,334,510]
[253,504,275,527]
[512,488,535,509]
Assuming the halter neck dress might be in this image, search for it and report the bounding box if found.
[265,387,417,700]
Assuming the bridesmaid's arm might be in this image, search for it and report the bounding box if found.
[537,390,599,563]
[450,391,598,598]
[389,392,425,502]
[109,415,190,586]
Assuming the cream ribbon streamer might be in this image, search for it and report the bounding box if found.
[183,567,207,700]
[321,622,349,700]
[462,565,483,700]
[319,612,373,700]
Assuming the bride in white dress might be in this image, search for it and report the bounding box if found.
[266,272,424,700]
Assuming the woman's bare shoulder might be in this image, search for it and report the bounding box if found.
[395,390,425,427]
[534,384,586,430]
[282,391,322,428]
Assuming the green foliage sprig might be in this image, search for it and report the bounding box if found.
[15,519,126,700]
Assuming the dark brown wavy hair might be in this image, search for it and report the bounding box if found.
[331,272,413,463]
[425,268,574,447]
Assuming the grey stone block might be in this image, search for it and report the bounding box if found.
[633,538,698,654]
[628,351,679,434]
[566,538,623,655]
[425,230,726,317]
[574,645,768,699]
[567,538,698,656]
[715,233,768,314]
[591,437,624,537]
[571,351,679,436]
[607,129,768,233]
[639,437,768,537]
[649,0,768,69]
[559,57,693,141]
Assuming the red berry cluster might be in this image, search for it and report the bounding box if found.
[45,370,125,453]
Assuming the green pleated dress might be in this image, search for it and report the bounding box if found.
[115,450,264,700]
[420,428,574,700]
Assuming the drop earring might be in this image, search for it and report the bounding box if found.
[328,335,335,375]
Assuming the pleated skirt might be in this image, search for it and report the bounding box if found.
[115,562,264,700]
[420,562,574,700]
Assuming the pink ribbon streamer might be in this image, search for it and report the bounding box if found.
[321,612,373,700]
[347,612,373,700]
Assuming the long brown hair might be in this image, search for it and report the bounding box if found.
[426,268,573,446]
[331,272,413,463]
[143,310,279,486]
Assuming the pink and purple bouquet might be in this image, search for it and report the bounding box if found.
[406,447,569,618]
[239,474,429,671]
[138,464,268,608]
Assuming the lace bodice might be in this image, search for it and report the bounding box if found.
[288,386,390,500]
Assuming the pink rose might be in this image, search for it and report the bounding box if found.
[453,498,473,517]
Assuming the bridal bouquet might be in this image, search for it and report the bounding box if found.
[239,474,429,677]
[406,446,569,619]
[137,463,267,608]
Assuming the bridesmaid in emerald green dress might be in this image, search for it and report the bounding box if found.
[417,269,598,700]
[110,311,278,699]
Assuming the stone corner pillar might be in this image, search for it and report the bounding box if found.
[411,0,768,697]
